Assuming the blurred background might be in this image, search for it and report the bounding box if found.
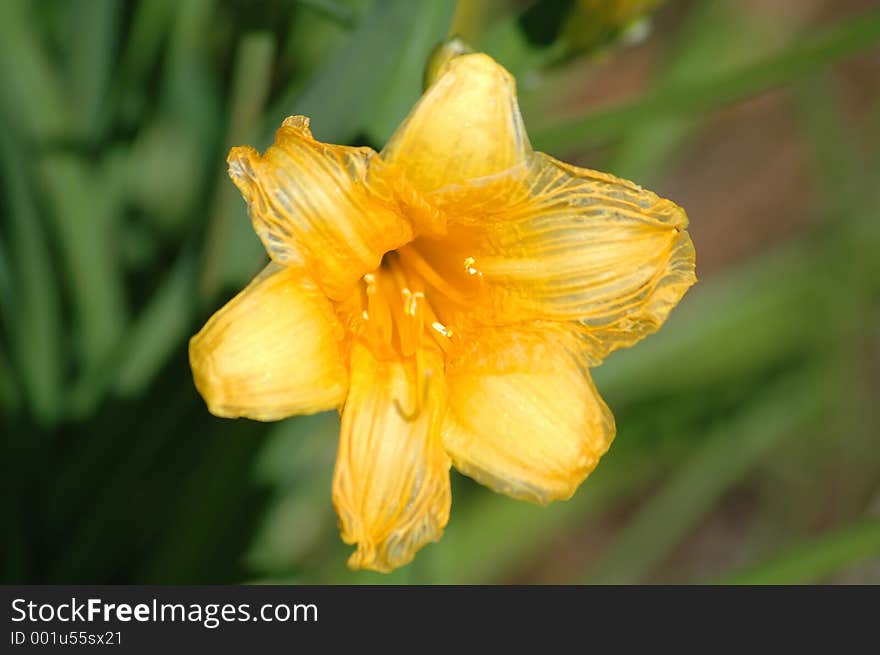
[1,0,879,584]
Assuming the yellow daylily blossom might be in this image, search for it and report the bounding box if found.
[190,52,696,573]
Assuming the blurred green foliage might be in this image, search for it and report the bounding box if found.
[1,0,878,584]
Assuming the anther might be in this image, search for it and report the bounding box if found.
[464,256,482,278]
[403,289,425,317]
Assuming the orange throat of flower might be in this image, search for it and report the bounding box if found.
[337,239,485,359]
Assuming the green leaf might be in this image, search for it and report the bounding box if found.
[794,74,870,223]
[65,0,121,143]
[608,0,756,183]
[294,0,357,27]
[246,487,332,574]
[158,0,223,220]
[279,0,456,144]
[477,11,558,80]
[200,31,276,299]
[125,119,205,235]
[253,413,340,486]
[0,342,21,417]
[113,253,196,396]
[365,1,456,144]
[532,10,880,153]
[724,519,880,584]
[112,0,177,126]
[40,155,128,379]
[426,447,666,583]
[0,132,63,424]
[0,0,70,142]
[583,372,828,584]
[277,0,367,107]
[593,239,824,406]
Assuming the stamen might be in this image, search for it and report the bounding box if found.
[351,242,460,388]
[423,302,454,354]
[464,256,483,278]
[363,272,392,347]
[396,245,475,306]
[404,290,425,317]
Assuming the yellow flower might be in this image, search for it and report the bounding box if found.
[189,52,696,573]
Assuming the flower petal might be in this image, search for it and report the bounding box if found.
[438,153,696,363]
[442,328,615,504]
[227,116,413,299]
[189,263,347,421]
[333,343,451,572]
[381,53,529,196]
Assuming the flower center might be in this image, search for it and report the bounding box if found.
[339,239,484,362]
